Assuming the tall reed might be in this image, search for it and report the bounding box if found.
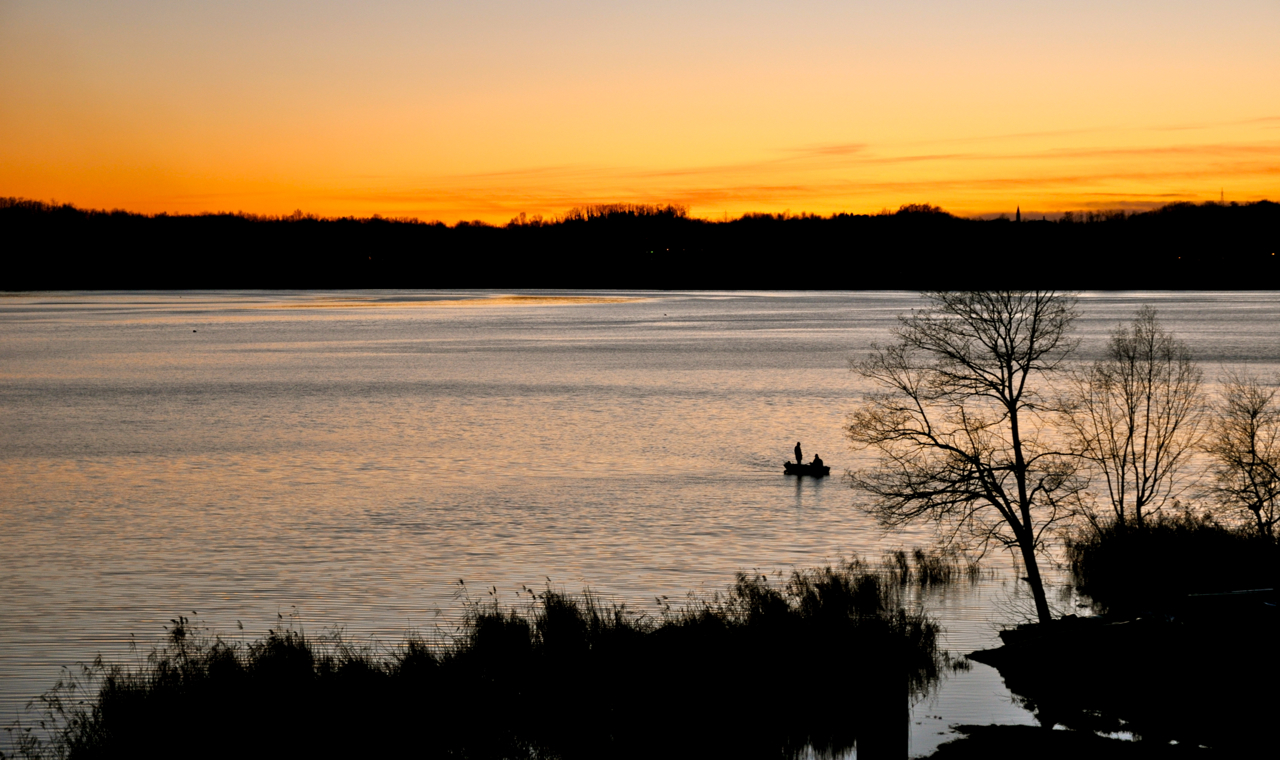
[4,557,960,760]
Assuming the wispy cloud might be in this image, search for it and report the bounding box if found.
[785,142,869,158]
[242,115,1280,220]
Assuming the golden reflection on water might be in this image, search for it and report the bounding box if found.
[268,294,648,309]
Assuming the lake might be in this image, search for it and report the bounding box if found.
[2,290,1278,756]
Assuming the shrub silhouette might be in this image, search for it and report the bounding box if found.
[4,558,956,760]
[1066,511,1278,615]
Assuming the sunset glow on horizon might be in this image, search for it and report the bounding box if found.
[3,0,1277,223]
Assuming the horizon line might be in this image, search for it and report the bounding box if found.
[5,195,1275,228]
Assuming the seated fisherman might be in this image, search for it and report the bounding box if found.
[812,454,823,468]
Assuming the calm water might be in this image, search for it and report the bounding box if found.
[2,290,1278,756]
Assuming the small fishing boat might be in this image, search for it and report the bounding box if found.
[784,461,830,477]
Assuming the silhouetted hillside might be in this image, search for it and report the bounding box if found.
[2,198,1276,289]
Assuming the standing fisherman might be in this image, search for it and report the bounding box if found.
[794,441,803,465]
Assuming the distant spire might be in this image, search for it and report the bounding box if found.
[1016,206,1021,223]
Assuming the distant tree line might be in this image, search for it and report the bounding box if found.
[2,197,1277,289]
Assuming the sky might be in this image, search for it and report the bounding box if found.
[2,0,1278,223]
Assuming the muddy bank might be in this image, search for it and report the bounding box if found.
[928,724,1217,759]
[964,590,1275,754]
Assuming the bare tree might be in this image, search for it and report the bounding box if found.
[1064,306,1202,528]
[1203,371,1280,538]
[847,292,1082,624]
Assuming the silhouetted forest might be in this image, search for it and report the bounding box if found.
[2,198,1276,289]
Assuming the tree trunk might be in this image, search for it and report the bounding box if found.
[1019,539,1053,624]
[1009,405,1053,625]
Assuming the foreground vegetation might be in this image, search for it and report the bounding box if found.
[2,197,1276,288]
[1067,511,1278,615]
[845,293,1275,752]
[960,514,1276,753]
[3,556,962,760]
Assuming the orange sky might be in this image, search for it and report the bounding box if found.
[2,0,1277,223]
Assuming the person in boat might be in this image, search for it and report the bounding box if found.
[812,454,823,468]
[794,441,803,464]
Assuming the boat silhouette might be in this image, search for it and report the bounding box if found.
[784,461,830,477]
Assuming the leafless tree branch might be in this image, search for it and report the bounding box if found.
[847,291,1081,624]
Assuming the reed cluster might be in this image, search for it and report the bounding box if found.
[884,548,982,587]
[4,557,957,760]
